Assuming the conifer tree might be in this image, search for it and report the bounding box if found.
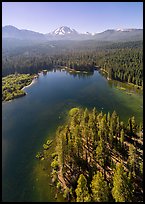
[128,117,133,134]
[83,108,89,124]
[75,174,91,202]
[73,125,81,157]
[91,171,109,202]
[96,138,104,169]
[128,144,136,175]
[107,112,111,127]
[96,138,109,178]
[120,128,125,147]
[131,116,136,133]
[92,107,97,121]
[112,162,133,202]
[120,121,124,129]
[109,131,113,148]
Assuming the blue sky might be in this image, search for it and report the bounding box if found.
[2,2,143,34]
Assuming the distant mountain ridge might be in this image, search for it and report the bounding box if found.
[2,25,46,41]
[2,25,143,42]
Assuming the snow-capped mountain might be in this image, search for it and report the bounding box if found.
[2,25,143,42]
[47,26,97,40]
[51,26,78,35]
[116,28,140,32]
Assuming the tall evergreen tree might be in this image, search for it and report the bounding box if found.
[91,171,109,202]
[120,128,125,147]
[128,144,136,176]
[96,138,104,169]
[112,162,133,202]
[75,174,91,202]
[131,116,136,133]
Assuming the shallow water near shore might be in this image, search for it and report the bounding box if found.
[2,69,143,201]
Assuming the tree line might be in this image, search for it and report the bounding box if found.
[2,41,143,87]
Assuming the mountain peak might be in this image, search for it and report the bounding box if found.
[3,25,20,31]
[2,25,143,42]
[51,26,78,35]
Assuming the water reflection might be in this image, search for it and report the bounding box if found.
[43,67,95,79]
[66,71,94,79]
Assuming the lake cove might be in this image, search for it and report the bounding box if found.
[2,69,143,201]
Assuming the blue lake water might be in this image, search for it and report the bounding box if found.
[2,69,143,201]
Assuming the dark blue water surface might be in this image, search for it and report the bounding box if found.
[2,69,143,201]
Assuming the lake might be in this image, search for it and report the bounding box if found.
[2,69,143,201]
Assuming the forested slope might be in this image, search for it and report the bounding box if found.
[2,41,143,88]
[50,108,143,202]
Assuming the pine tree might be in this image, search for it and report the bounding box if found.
[120,121,124,129]
[83,108,89,124]
[128,117,133,134]
[112,162,133,202]
[75,174,91,202]
[73,125,82,157]
[120,128,125,147]
[91,171,109,202]
[110,111,117,136]
[128,144,136,176]
[131,116,136,133]
[96,138,104,169]
[96,138,109,179]
[107,112,111,127]
[109,131,113,148]
[116,116,120,133]
[124,172,134,201]
[88,112,97,144]
[92,107,97,121]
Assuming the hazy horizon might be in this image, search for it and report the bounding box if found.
[2,24,143,35]
[2,2,143,34]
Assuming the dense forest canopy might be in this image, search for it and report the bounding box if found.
[2,40,143,88]
[2,74,34,101]
[49,108,143,202]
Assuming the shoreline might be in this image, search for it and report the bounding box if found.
[99,68,142,91]
[3,76,37,103]
[21,78,36,90]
